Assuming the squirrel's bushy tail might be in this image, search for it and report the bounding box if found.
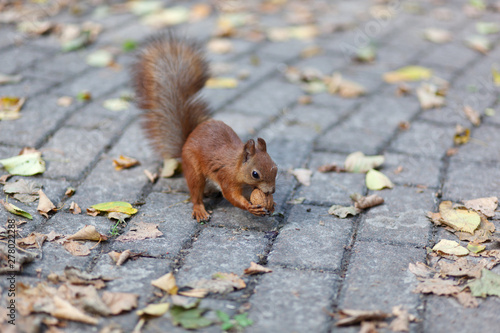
[132,33,211,158]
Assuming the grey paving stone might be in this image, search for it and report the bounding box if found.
[225,77,302,117]
[358,187,437,246]
[381,153,441,188]
[0,75,56,98]
[418,42,477,70]
[212,111,267,139]
[0,44,52,75]
[175,227,268,285]
[282,103,348,133]
[269,205,351,270]
[257,39,316,61]
[110,192,197,258]
[247,267,337,333]
[42,127,114,180]
[96,20,155,46]
[309,91,361,110]
[294,152,365,206]
[452,125,500,163]
[443,160,500,201]
[29,49,91,82]
[418,105,474,127]
[340,241,423,313]
[424,296,500,332]
[388,121,456,158]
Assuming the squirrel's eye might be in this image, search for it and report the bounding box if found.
[252,171,260,179]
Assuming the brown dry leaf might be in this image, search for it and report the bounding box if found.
[464,35,492,54]
[112,155,140,171]
[37,189,56,218]
[290,168,312,186]
[58,284,110,316]
[67,225,108,242]
[463,105,481,126]
[335,309,389,326]
[101,291,139,315]
[327,73,365,98]
[423,28,453,43]
[438,257,487,279]
[144,169,158,183]
[463,197,498,217]
[151,272,178,295]
[408,262,434,278]
[416,83,446,109]
[0,174,12,184]
[116,222,163,242]
[178,288,209,298]
[108,250,132,266]
[63,266,110,287]
[359,321,378,333]
[63,241,90,256]
[351,193,384,210]
[317,163,345,173]
[413,278,462,296]
[455,290,479,308]
[51,295,98,324]
[389,305,410,332]
[243,262,272,275]
[86,207,99,216]
[69,201,81,215]
[190,272,246,294]
[17,232,48,249]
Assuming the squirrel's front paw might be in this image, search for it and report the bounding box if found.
[248,204,267,217]
[192,204,211,222]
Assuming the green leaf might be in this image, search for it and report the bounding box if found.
[365,169,393,190]
[1,200,33,220]
[216,310,231,323]
[464,35,492,54]
[234,313,253,327]
[383,66,433,83]
[103,98,129,111]
[355,45,376,62]
[0,152,45,176]
[476,22,500,35]
[122,39,137,52]
[129,0,163,16]
[467,243,485,254]
[221,321,234,331]
[61,31,91,52]
[328,205,360,218]
[90,201,138,215]
[468,269,500,297]
[170,305,212,329]
[344,151,384,173]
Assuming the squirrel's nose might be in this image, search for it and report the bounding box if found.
[265,187,275,195]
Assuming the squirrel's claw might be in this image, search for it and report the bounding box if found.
[192,205,211,223]
[248,204,267,217]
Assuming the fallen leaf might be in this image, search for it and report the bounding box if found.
[423,28,453,43]
[63,241,90,256]
[290,168,312,186]
[67,225,108,242]
[438,257,487,279]
[116,222,162,242]
[389,305,409,332]
[463,105,481,126]
[57,96,73,107]
[1,200,33,220]
[60,22,102,52]
[455,290,479,308]
[69,201,81,214]
[354,45,376,63]
[65,187,76,196]
[136,303,170,316]
[335,309,389,326]
[416,83,446,109]
[112,155,139,171]
[468,269,500,297]
[0,242,36,273]
[144,169,158,182]
[128,1,163,15]
[328,205,361,218]
[0,96,25,120]
[467,243,486,253]
[366,169,393,190]
[17,232,48,249]
[267,25,318,41]
[408,262,434,278]
[492,66,500,86]
[17,20,53,35]
[439,201,480,234]
[433,239,469,256]
[101,291,138,315]
[90,201,138,215]
[0,152,46,176]
[86,50,113,67]
[190,272,246,294]
[383,66,433,83]
[413,278,462,295]
[351,193,384,209]
[103,98,129,111]
[485,108,496,116]
[454,125,470,145]
[300,45,323,59]
[161,158,180,178]
[190,3,212,21]
[205,77,238,89]
[344,152,384,173]
[76,90,92,101]
[141,6,190,28]
[476,22,500,35]
[152,272,178,295]
[327,73,365,98]
[207,38,233,54]
[243,262,272,275]
[178,289,209,298]
[0,73,22,85]
[317,163,345,173]
[463,197,498,217]
[51,296,98,324]
[108,250,132,266]
[464,35,492,54]
[0,174,12,184]
[3,179,41,203]
[37,189,56,218]
[170,304,212,329]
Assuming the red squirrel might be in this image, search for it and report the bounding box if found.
[132,34,278,222]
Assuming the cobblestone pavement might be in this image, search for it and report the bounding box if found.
[1,0,500,332]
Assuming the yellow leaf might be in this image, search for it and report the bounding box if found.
[365,169,393,190]
[205,77,238,89]
[151,272,178,295]
[136,303,170,316]
[432,239,469,256]
[492,65,500,86]
[439,201,480,234]
[383,66,433,83]
[90,201,138,215]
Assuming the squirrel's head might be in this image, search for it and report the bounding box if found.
[239,138,277,194]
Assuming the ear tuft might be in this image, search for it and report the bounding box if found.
[257,138,267,152]
[243,139,256,162]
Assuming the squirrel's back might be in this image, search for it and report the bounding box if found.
[132,33,211,158]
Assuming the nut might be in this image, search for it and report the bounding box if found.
[250,189,275,213]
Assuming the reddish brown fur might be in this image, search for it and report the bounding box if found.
[133,34,278,222]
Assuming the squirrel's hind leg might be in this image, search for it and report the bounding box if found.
[182,156,211,222]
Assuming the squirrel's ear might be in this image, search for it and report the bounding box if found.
[243,139,256,162]
[257,138,267,152]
